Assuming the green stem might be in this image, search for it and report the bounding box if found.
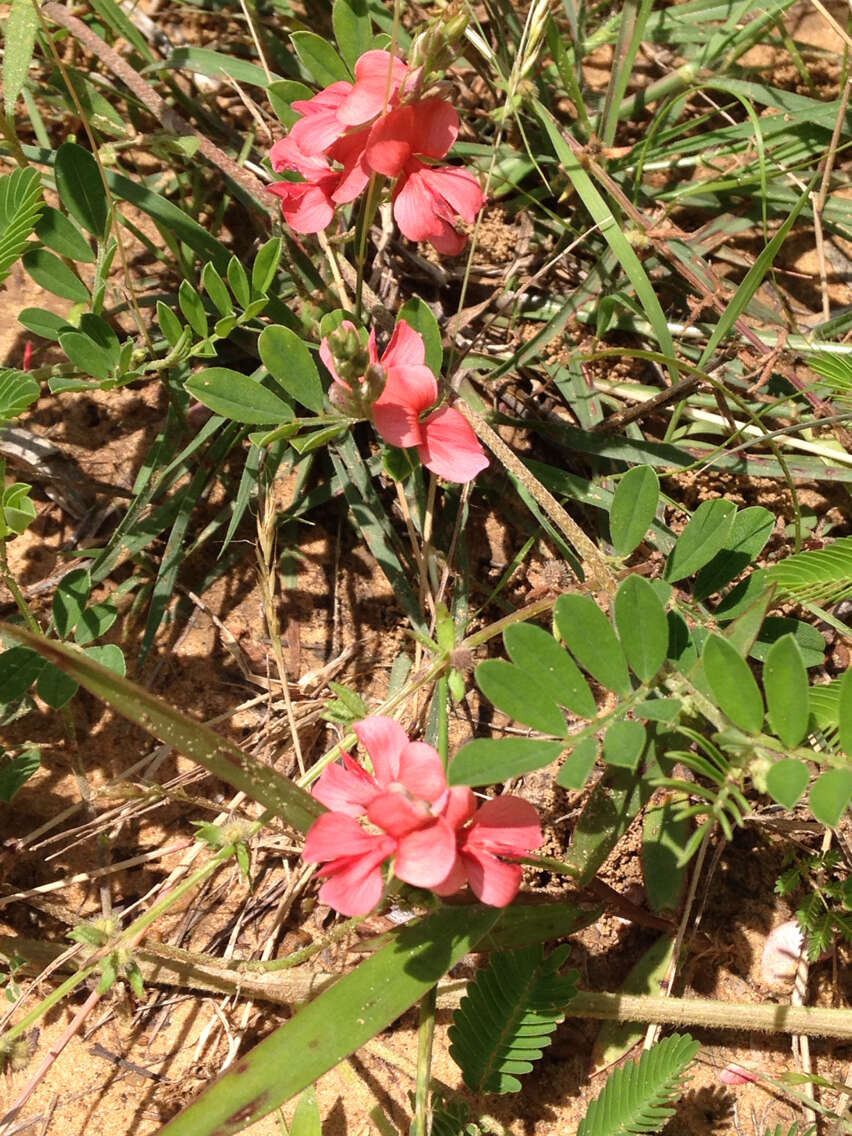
[412,986,437,1136]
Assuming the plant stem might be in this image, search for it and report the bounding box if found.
[412,987,437,1136]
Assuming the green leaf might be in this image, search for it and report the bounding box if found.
[185,368,293,424]
[158,906,499,1136]
[0,747,40,802]
[448,944,578,1094]
[75,602,119,645]
[34,206,95,263]
[84,644,126,676]
[634,697,681,722]
[3,0,39,117]
[603,719,646,771]
[179,279,208,338]
[60,330,114,382]
[37,662,79,708]
[53,567,91,638]
[554,594,631,696]
[290,31,352,84]
[562,766,647,884]
[764,535,852,607]
[609,466,659,556]
[694,506,774,601]
[809,768,852,827]
[764,635,809,748]
[0,645,44,703]
[838,666,852,758]
[556,738,598,790]
[580,1033,700,1136]
[702,634,764,734]
[157,301,183,348]
[0,369,39,422]
[251,237,282,296]
[751,617,825,668]
[22,248,89,302]
[396,297,443,377]
[503,623,597,719]
[201,262,233,317]
[665,499,737,582]
[449,738,564,786]
[18,306,71,341]
[227,256,251,307]
[766,759,809,810]
[0,481,36,537]
[0,166,43,288]
[643,801,690,913]
[289,1087,321,1136]
[160,45,282,87]
[258,326,325,413]
[476,659,565,735]
[332,0,371,71]
[267,79,314,128]
[613,574,668,683]
[54,142,109,238]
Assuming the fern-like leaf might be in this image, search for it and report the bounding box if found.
[810,352,852,406]
[429,1096,482,1136]
[448,943,578,1094]
[764,536,852,606]
[0,167,43,287]
[577,1033,700,1136]
[0,368,40,423]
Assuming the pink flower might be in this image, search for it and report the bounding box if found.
[363,99,459,178]
[370,321,488,483]
[304,716,477,914]
[719,1064,759,1086]
[434,796,543,907]
[393,161,485,254]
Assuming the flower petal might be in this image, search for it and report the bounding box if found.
[267,180,336,233]
[392,166,439,243]
[328,129,372,204]
[269,135,330,177]
[337,51,408,126]
[381,320,427,370]
[372,360,438,449]
[442,786,477,829]
[395,818,457,887]
[317,844,392,916]
[312,751,379,815]
[397,741,447,802]
[463,849,523,907]
[289,81,353,154]
[466,795,542,855]
[431,854,467,896]
[417,165,485,222]
[368,789,432,837]
[303,811,381,861]
[407,99,459,159]
[353,716,408,784]
[418,407,489,483]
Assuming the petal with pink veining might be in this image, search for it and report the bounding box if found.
[371,398,423,451]
[417,165,485,222]
[395,818,458,887]
[316,837,395,916]
[337,51,408,126]
[417,407,489,483]
[269,135,331,177]
[463,849,523,907]
[303,811,380,861]
[328,128,371,204]
[353,716,408,784]
[372,362,438,449]
[289,81,353,154]
[364,106,415,176]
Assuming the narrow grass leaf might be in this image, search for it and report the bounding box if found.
[614,574,668,682]
[289,1087,321,1136]
[3,0,39,117]
[665,499,736,582]
[702,633,764,734]
[764,635,809,747]
[609,465,659,555]
[554,594,631,696]
[840,667,852,758]
[0,623,323,832]
[158,906,499,1136]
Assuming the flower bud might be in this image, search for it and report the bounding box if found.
[327,324,370,387]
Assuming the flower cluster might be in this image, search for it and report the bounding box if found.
[302,716,542,916]
[268,50,485,253]
[321,318,487,483]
